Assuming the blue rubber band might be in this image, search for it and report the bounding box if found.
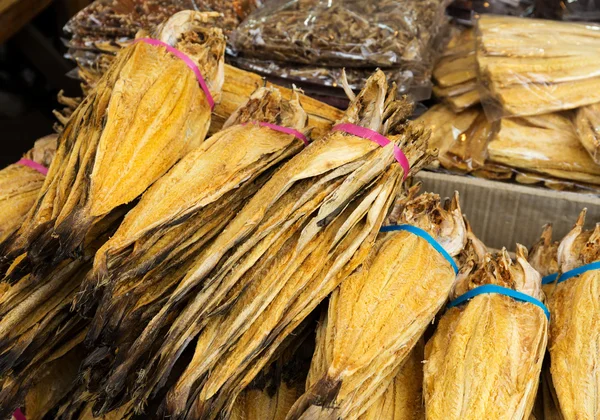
[542,261,600,285]
[447,284,550,320]
[380,224,459,274]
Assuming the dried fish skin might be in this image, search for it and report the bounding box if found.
[424,246,548,420]
[574,103,600,164]
[544,212,600,420]
[287,192,465,420]
[1,11,225,266]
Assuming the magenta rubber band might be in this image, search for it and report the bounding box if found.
[16,159,47,176]
[332,123,410,179]
[134,38,215,110]
[245,121,309,146]
[13,409,26,420]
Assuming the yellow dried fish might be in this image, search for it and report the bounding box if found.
[477,15,600,118]
[424,246,548,420]
[538,211,600,420]
[487,113,600,185]
[1,11,225,267]
[92,70,432,418]
[287,192,465,419]
[574,103,600,164]
[0,135,57,244]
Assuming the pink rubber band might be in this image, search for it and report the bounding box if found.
[13,409,26,420]
[244,122,309,146]
[16,159,47,176]
[332,123,410,179]
[134,38,215,110]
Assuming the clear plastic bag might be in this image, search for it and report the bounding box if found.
[231,0,451,68]
[476,15,600,120]
[535,0,600,21]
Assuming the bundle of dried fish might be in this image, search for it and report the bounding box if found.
[287,191,466,419]
[416,104,495,172]
[424,246,549,420]
[477,15,600,118]
[89,70,432,418]
[432,28,480,112]
[0,135,57,244]
[0,11,225,271]
[233,0,450,68]
[230,317,314,420]
[574,103,600,164]
[306,297,426,420]
[532,211,600,420]
[79,86,309,368]
[487,112,600,185]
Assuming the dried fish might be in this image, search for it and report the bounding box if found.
[0,11,225,270]
[487,113,600,185]
[0,135,57,244]
[574,103,600,164]
[537,211,600,420]
[477,15,600,118]
[287,192,466,419]
[424,246,548,420]
[88,70,432,418]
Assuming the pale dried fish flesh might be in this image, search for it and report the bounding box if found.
[574,103,600,164]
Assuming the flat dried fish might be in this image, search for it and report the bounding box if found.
[89,70,432,418]
[477,15,600,118]
[0,11,225,269]
[574,103,600,164]
[287,192,466,419]
[424,246,548,420]
[487,113,600,185]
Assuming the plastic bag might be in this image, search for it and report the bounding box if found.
[232,0,451,68]
[535,0,600,21]
[476,15,600,120]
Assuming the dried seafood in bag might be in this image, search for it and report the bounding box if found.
[574,103,600,164]
[477,15,600,119]
[487,113,600,185]
[232,0,450,68]
[0,135,57,244]
[79,86,309,364]
[432,27,480,112]
[416,104,494,172]
[287,191,466,419]
[424,246,548,420]
[533,211,600,420]
[90,70,432,417]
[0,11,225,269]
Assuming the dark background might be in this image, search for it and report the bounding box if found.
[0,1,85,167]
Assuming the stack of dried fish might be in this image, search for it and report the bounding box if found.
[477,15,600,119]
[487,113,600,186]
[231,0,450,99]
[531,211,600,420]
[0,135,57,244]
[77,85,311,387]
[424,246,549,419]
[84,70,431,418]
[0,11,225,270]
[287,190,466,419]
[432,28,480,112]
[574,103,600,164]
